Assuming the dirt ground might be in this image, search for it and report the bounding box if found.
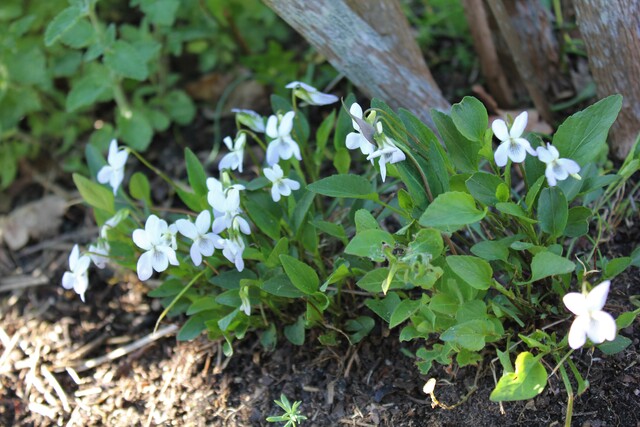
[0,216,639,427]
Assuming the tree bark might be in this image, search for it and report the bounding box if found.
[574,0,640,159]
[261,0,450,130]
[486,0,553,124]
[461,0,514,107]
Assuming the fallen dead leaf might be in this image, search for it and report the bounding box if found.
[0,195,68,251]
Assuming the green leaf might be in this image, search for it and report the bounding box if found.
[140,0,180,26]
[245,194,280,240]
[184,148,207,196]
[419,192,486,233]
[147,278,182,297]
[279,255,319,295]
[398,108,450,199]
[162,90,196,125]
[451,96,488,143]
[332,148,351,175]
[45,6,83,46]
[307,174,377,199]
[60,19,95,49]
[187,297,220,315]
[429,293,458,316]
[354,209,380,233]
[175,187,203,212]
[537,187,568,237]
[66,71,110,112]
[466,172,505,206]
[471,239,510,263]
[365,292,401,323]
[408,228,444,259]
[496,202,537,224]
[314,110,336,163]
[310,220,347,241]
[530,251,575,282]
[389,299,422,328]
[552,95,623,166]
[356,268,402,293]
[597,335,632,355]
[261,274,305,298]
[440,320,494,351]
[117,109,153,151]
[104,40,149,81]
[490,352,548,402]
[432,109,480,173]
[292,190,315,234]
[616,310,639,329]
[178,313,210,341]
[345,316,375,344]
[284,316,305,345]
[604,257,631,279]
[266,238,289,268]
[344,229,395,262]
[129,172,151,204]
[73,173,115,213]
[564,206,591,237]
[447,255,493,290]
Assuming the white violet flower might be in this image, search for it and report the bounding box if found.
[216,235,246,272]
[176,210,220,266]
[536,143,581,187]
[563,280,617,349]
[231,108,265,133]
[265,111,301,166]
[285,81,339,106]
[97,139,129,194]
[100,209,128,239]
[239,285,251,316]
[492,111,536,167]
[62,244,91,302]
[132,215,179,281]
[88,241,110,269]
[209,187,243,233]
[366,122,406,182]
[264,164,301,202]
[345,102,376,157]
[218,133,246,173]
[162,223,179,250]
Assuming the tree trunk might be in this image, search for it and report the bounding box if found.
[461,0,514,107]
[574,0,640,159]
[486,0,554,124]
[261,0,450,130]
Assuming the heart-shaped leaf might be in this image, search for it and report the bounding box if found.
[490,352,547,401]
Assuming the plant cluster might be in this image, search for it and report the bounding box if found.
[66,72,639,423]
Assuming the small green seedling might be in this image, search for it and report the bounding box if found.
[266,394,307,427]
